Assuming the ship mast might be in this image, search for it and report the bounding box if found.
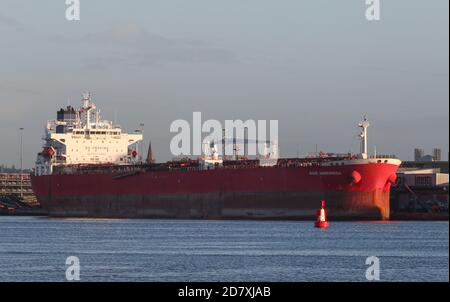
[81,92,96,130]
[358,117,370,159]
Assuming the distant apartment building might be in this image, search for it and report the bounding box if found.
[433,148,442,161]
[414,148,425,161]
[414,148,444,162]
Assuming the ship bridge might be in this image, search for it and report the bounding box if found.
[35,93,143,176]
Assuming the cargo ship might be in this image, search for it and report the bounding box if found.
[31,93,401,220]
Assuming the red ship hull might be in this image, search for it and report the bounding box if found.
[31,161,400,220]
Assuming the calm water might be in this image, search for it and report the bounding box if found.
[0,217,448,282]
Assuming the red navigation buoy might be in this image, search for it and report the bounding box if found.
[314,200,330,228]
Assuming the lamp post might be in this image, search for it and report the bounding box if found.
[19,127,24,198]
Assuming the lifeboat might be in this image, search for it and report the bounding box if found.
[41,147,55,158]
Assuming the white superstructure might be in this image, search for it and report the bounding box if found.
[35,92,143,175]
[200,141,223,168]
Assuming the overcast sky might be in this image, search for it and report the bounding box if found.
[0,0,448,168]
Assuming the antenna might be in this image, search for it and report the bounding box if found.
[244,127,248,158]
[222,128,225,157]
[81,92,96,129]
